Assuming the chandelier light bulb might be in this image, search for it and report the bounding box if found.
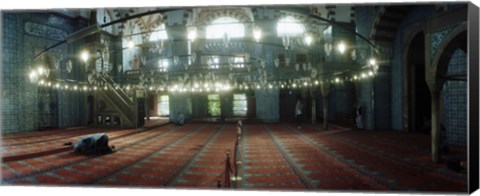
[338,41,346,54]
[369,58,376,66]
[253,28,262,42]
[304,35,313,46]
[188,28,197,41]
[128,40,135,49]
[37,66,45,75]
[29,71,37,82]
[81,51,89,62]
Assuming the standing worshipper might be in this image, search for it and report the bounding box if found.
[295,97,303,129]
[355,103,364,129]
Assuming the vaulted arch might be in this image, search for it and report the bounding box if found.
[195,7,253,26]
[432,24,467,82]
[370,6,412,45]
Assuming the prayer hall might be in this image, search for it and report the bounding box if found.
[1,1,479,195]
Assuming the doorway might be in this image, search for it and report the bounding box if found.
[87,95,94,125]
[407,32,431,133]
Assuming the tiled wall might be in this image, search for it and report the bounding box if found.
[443,49,467,146]
[374,66,392,130]
[1,12,85,133]
[391,30,404,130]
[168,93,192,121]
[333,82,355,114]
[254,89,279,122]
[390,5,436,131]
[2,13,28,133]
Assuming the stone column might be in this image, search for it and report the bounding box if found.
[430,90,441,163]
[320,82,332,130]
[310,87,316,124]
[322,96,329,129]
[144,90,150,121]
[426,75,445,163]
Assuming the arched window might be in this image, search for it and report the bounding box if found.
[132,25,142,45]
[277,16,305,37]
[96,8,113,34]
[206,17,245,39]
[122,25,143,71]
[121,38,132,71]
[157,95,170,116]
[149,24,168,41]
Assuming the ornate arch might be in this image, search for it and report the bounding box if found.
[143,14,166,34]
[133,18,148,41]
[195,8,253,27]
[431,23,467,82]
[370,6,412,45]
[401,24,426,131]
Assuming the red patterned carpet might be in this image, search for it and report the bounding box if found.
[1,122,467,194]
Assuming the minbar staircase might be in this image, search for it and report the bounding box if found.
[96,74,136,128]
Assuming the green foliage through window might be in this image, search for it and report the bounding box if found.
[208,94,221,116]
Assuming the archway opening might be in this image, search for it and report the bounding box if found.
[407,32,431,133]
[87,95,94,125]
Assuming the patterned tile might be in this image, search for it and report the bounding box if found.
[443,49,467,146]
[2,12,85,133]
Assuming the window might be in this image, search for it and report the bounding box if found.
[122,25,142,71]
[208,94,221,116]
[208,56,220,69]
[157,95,170,116]
[206,17,245,39]
[233,94,247,116]
[233,57,244,68]
[149,24,168,41]
[159,59,169,72]
[277,16,305,37]
[97,8,112,34]
[132,25,143,46]
[121,38,132,71]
